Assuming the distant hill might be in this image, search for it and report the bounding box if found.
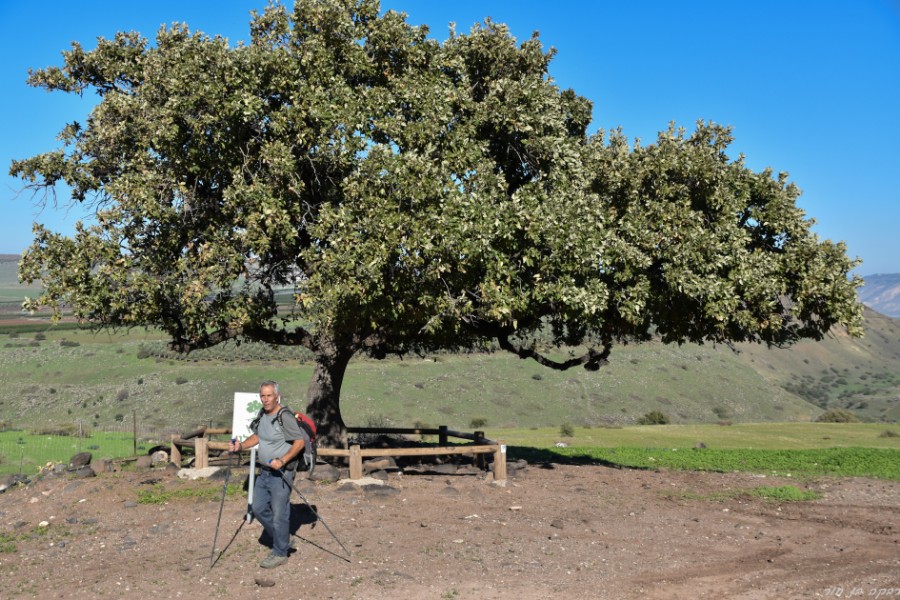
[859,273,900,318]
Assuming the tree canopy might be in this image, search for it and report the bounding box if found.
[11,0,863,444]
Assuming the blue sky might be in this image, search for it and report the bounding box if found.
[2,1,898,275]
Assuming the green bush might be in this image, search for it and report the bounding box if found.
[637,410,670,425]
[816,409,860,423]
[559,422,575,437]
[469,417,488,429]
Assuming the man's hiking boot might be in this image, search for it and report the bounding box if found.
[259,553,288,569]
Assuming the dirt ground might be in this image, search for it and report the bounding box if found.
[0,459,898,600]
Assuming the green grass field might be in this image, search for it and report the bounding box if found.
[0,429,161,476]
[2,421,898,478]
[493,422,900,449]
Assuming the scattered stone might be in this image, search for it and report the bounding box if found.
[134,455,153,470]
[337,476,385,487]
[550,520,564,529]
[309,463,341,482]
[164,462,180,474]
[91,459,113,475]
[73,466,96,479]
[124,501,138,508]
[63,481,84,493]
[177,467,222,480]
[363,457,398,474]
[510,506,523,511]
[555,442,569,447]
[69,452,92,469]
[363,484,400,498]
[439,486,460,496]
[38,520,50,527]
[255,578,276,588]
[368,470,389,481]
[428,464,459,475]
[66,517,79,524]
[82,517,99,525]
[150,450,169,465]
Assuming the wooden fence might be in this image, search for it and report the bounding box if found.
[170,425,506,482]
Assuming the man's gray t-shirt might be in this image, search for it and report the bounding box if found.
[251,408,309,468]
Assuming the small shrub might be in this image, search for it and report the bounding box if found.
[559,422,575,437]
[531,373,543,381]
[175,377,188,385]
[33,333,46,341]
[878,429,899,438]
[59,340,80,348]
[469,417,488,429]
[114,414,125,422]
[816,409,860,423]
[137,378,144,385]
[116,389,129,401]
[637,411,670,425]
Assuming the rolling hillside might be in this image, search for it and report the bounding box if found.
[0,254,897,430]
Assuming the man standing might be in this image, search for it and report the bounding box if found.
[229,380,308,569]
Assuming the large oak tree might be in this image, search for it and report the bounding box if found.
[11,0,862,445]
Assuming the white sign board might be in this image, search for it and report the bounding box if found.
[231,392,262,441]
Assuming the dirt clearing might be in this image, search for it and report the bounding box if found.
[1,462,897,599]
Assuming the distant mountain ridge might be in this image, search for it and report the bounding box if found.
[859,273,900,318]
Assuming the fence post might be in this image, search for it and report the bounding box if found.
[195,437,209,469]
[438,425,448,446]
[349,445,362,480]
[475,431,485,469]
[132,409,137,456]
[493,441,507,482]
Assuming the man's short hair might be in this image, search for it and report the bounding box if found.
[259,380,280,396]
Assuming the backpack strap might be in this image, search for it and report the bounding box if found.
[274,407,314,472]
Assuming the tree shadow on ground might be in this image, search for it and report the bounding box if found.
[507,446,652,471]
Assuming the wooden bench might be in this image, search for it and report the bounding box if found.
[170,425,507,481]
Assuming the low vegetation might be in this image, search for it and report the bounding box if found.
[544,446,900,480]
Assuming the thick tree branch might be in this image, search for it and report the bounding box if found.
[168,324,316,353]
[496,333,612,371]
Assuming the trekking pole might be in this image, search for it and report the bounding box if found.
[246,446,257,523]
[270,464,351,559]
[209,442,236,568]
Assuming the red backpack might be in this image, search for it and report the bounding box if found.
[252,407,318,472]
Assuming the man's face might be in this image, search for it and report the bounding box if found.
[260,385,279,414]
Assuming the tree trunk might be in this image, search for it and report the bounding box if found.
[305,344,354,448]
